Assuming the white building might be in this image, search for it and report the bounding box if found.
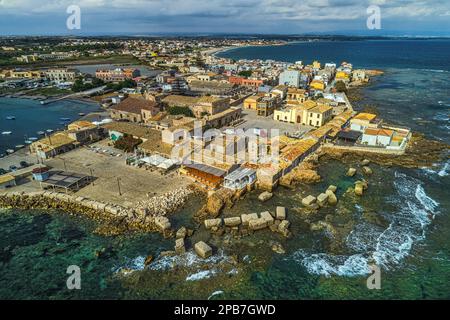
[279,70,301,88]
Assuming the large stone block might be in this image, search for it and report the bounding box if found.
[175,238,185,254]
[155,216,171,231]
[249,218,268,231]
[317,193,329,207]
[204,218,222,229]
[302,195,317,207]
[241,213,258,226]
[194,241,212,259]
[347,168,357,177]
[258,191,273,202]
[224,217,241,227]
[276,207,286,220]
[260,211,274,225]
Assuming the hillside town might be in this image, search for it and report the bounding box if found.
[0,37,413,260]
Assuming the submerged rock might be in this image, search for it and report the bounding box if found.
[347,168,357,177]
[362,166,373,175]
[194,241,212,259]
[258,191,273,202]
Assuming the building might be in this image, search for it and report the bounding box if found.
[229,76,264,88]
[66,121,102,143]
[0,174,16,189]
[223,167,256,190]
[45,68,77,83]
[110,97,160,124]
[95,68,140,83]
[30,133,77,159]
[256,97,277,117]
[243,95,263,110]
[274,100,332,127]
[192,96,230,118]
[350,113,381,132]
[286,88,307,102]
[279,70,301,87]
[352,69,367,82]
[189,80,235,95]
[162,95,200,108]
[181,162,227,189]
[361,128,394,147]
[206,107,242,128]
[307,104,333,127]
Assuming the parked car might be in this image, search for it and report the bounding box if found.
[9,165,18,172]
[0,168,7,175]
[19,161,29,168]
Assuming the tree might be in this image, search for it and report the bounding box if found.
[335,80,347,93]
[238,70,252,78]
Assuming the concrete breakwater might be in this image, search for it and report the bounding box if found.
[0,187,198,236]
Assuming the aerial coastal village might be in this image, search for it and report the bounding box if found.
[0,38,412,259]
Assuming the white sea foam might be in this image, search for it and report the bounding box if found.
[290,171,440,277]
[208,290,224,300]
[186,270,216,281]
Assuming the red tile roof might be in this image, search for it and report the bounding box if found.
[112,97,158,115]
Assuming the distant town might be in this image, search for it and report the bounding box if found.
[0,36,413,259]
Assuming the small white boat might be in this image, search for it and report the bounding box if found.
[46,129,54,133]
[37,131,45,135]
[6,149,14,154]
[2,131,12,135]
[25,140,33,145]
[78,113,85,116]
[15,145,25,149]
[6,116,16,120]
[29,137,38,141]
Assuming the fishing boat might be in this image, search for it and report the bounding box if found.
[24,140,33,145]
[46,129,54,133]
[15,145,25,149]
[6,116,16,120]
[78,113,86,116]
[60,117,71,122]
[1,131,12,135]
[37,131,45,135]
[6,149,14,154]
[29,137,38,141]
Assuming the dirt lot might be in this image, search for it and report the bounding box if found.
[42,139,191,207]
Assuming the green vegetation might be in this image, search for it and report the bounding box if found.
[106,79,137,91]
[335,80,348,93]
[238,70,253,78]
[114,134,142,152]
[167,106,194,117]
[72,77,104,92]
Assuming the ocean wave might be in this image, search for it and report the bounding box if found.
[186,270,216,281]
[148,250,232,271]
[290,171,439,277]
[421,161,449,178]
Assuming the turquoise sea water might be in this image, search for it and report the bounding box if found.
[1,40,449,299]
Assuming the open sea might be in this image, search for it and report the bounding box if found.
[1,40,449,299]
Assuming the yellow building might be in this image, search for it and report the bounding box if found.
[336,71,350,82]
[310,80,325,91]
[286,88,306,102]
[243,94,263,110]
[307,104,333,127]
[312,61,321,69]
[274,100,332,128]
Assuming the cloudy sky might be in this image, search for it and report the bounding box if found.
[0,0,449,36]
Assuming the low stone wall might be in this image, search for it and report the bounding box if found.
[0,190,175,237]
[323,144,406,155]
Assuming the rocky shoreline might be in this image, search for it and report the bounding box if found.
[0,186,200,237]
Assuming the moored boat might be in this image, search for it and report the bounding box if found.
[6,149,14,154]
[37,131,45,135]
[1,131,12,135]
[6,116,16,120]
